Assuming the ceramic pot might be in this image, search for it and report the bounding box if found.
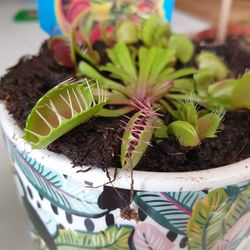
[0,103,250,250]
[194,23,250,42]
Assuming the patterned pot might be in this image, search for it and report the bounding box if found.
[1,103,250,250]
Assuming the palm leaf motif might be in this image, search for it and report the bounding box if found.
[134,191,205,235]
[224,183,250,231]
[132,223,175,250]
[9,141,107,217]
[55,225,133,250]
[211,212,250,250]
[23,79,107,149]
[186,188,230,250]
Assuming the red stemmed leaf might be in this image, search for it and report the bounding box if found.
[50,37,75,68]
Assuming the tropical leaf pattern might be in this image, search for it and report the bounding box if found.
[132,223,175,250]
[187,183,250,250]
[134,191,205,235]
[224,184,250,231]
[186,188,230,250]
[4,136,250,250]
[55,225,133,250]
[211,212,250,250]
[9,142,107,217]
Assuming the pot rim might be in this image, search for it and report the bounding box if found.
[1,103,250,192]
[194,23,250,41]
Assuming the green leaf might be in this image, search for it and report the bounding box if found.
[154,122,168,139]
[198,112,223,139]
[78,61,129,94]
[166,67,198,81]
[115,20,138,44]
[23,79,107,149]
[168,34,194,63]
[208,79,236,101]
[172,78,194,94]
[75,46,100,66]
[194,69,215,96]
[121,109,156,169]
[105,42,137,85]
[55,225,133,250]
[168,120,200,147]
[231,73,250,110]
[196,51,229,80]
[178,102,198,130]
[138,46,175,85]
[139,14,170,47]
[148,48,176,85]
[187,188,230,250]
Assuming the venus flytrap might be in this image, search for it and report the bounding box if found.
[138,14,171,47]
[23,79,107,149]
[196,51,229,81]
[197,72,250,110]
[23,13,250,172]
[167,101,224,147]
[121,104,159,170]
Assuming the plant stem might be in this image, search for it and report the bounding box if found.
[159,99,178,119]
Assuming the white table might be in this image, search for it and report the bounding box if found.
[0,1,210,249]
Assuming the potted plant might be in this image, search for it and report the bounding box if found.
[0,10,250,250]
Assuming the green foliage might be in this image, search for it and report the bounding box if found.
[23,79,107,149]
[24,12,250,169]
[196,51,229,80]
[168,34,194,63]
[167,101,224,147]
[168,120,200,147]
[102,41,138,85]
[231,73,250,109]
[197,112,223,139]
[153,122,168,140]
[207,73,250,110]
[139,14,170,47]
[121,109,156,169]
[194,69,214,96]
[115,20,138,44]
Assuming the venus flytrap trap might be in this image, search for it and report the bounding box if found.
[23,79,107,149]
[196,51,229,81]
[121,104,159,170]
[167,101,224,147]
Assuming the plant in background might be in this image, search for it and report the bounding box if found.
[23,13,250,172]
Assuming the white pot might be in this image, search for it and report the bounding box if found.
[1,103,250,250]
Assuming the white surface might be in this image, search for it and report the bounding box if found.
[0,1,211,250]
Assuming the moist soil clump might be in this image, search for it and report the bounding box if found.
[0,38,250,172]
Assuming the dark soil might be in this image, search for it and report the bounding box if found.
[0,38,250,172]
